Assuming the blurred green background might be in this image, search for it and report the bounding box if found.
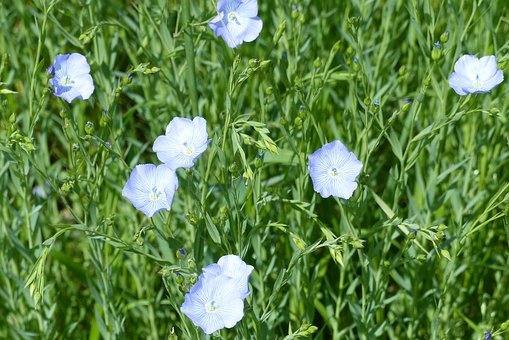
[0,0,508,338]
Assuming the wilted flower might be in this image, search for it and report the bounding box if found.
[48,53,94,103]
[122,164,178,217]
[308,140,363,199]
[449,55,504,95]
[209,0,263,48]
[153,117,211,170]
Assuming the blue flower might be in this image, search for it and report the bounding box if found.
[449,55,504,95]
[153,117,211,170]
[202,255,253,300]
[181,274,244,334]
[209,0,263,48]
[308,140,363,199]
[181,255,253,334]
[48,53,94,103]
[122,164,179,217]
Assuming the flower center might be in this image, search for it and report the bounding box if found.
[149,186,162,201]
[328,166,341,178]
[61,76,74,86]
[183,142,195,156]
[205,300,219,313]
[473,74,483,89]
[227,11,240,24]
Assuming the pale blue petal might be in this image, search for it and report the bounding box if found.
[181,274,244,334]
[66,53,91,77]
[240,17,263,43]
[448,72,469,95]
[122,164,173,217]
[482,70,504,92]
[72,74,95,100]
[153,135,194,169]
[308,141,362,199]
[454,55,479,81]
[58,87,82,103]
[154,116,209,170]
[237,0,259,17]
[478,56,498,80]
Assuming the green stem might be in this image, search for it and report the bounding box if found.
[182,1,199,116]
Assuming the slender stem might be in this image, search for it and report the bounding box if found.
[182,1,199,116]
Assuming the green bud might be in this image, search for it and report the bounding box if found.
[259,60,271,69]
[331,41,342,54]
[438,224,448,232]
[303,325,318,336]
[186,212,198,226]
[352,240,364,249]
[294,117,302,127]
[61,179,75,193]
[291,8,299,20]
[9,113,15,123]
[299,13,305,23]
[383,260,391,267]
[398,65,407,76]
[175,274,184,284]
[435,231,445,241]
[280,117,288,125]
[248,59,258,68]
[254,154,263,168]
[85,121,94,135]
[408,232,416,239]
[363,97,371,106]
[489,108,500,114]
[219,206,228,221]
[273,20,286,45]
[439,31,449,44]
[431,42,442,61]
[416,254,427,262]
[188,259,196,270]
[59,109,66,119]
[176,248,186,259]
[265,86,273,95]
[352,58,360,72]
[228,162,238,174]
[313,58,322,68]
[500,321,509,330]
[189,275,198,284]
[346,45,354,56]
[402,101,412,112]
[424,76,432,86]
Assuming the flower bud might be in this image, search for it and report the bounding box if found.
[402,99,412,112]
[85,121,94,134]
[431,41,442,61]
[273,20,286,45]
[439,31,449,44]
[265,86,273,95]
[313,58,322,68]
[259,60,271,69]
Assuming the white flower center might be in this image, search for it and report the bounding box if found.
[328,166,341,178]
[61,76,74,86]
[149,186,163,201]
[205,300,219,313]
[182,142,195,156]
[227,11,240,24]
[473,74,483,89]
